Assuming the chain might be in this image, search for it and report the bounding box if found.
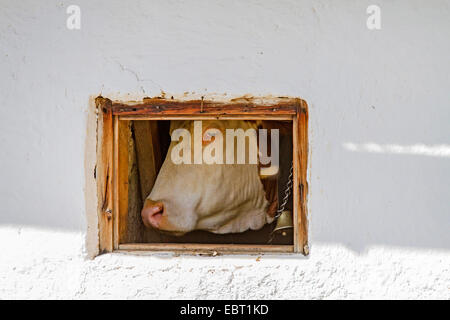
[268,162,293,244]
[274,162,293,219]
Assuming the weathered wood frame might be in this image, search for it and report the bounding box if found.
[95,96,309,255]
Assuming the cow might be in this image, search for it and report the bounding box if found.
[141,120,284,235]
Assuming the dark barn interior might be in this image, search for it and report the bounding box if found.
[118,119,293,245]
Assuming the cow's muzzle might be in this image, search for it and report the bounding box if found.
[141,200,164,229]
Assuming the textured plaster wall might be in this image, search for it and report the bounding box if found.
[0,0,449,299]
[1,227,449,299]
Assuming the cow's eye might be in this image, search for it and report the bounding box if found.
[202,128,222,146]
[203,128,218,140]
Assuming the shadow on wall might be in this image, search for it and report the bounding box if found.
[2,138,449,254]
[309,140,450,253]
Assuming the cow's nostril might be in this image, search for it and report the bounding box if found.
[149,205,163,216]
[141,202,164,228]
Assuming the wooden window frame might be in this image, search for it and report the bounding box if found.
[95,96,309,255]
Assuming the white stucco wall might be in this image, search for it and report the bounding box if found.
[0,0,449,299]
